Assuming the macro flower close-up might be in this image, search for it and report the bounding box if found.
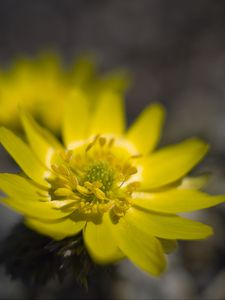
[0,92,224,276]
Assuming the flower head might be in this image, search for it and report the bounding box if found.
[0,93,224,276]
[0,53,129,131]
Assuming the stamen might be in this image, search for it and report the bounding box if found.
[70,174,78,187]
[85,134,100,152]
[76,185,91,195]
[126,166,138,176]
[51,164,59,173]
[108,138,115,148]
[58,165,70,177]
[48,135,140,217]
[60,150,73,162]
[99,136,106,147]
[93,188,105,200]
[54,188,73,197]
[51,199,75,209]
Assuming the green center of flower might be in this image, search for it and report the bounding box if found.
[48,135,141,217]
[83,161,115,192]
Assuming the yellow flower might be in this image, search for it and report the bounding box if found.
[0,53,129,131]
[0,94,224,276]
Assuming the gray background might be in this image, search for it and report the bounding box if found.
[0,0,225,299]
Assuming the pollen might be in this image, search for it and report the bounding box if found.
[48,135,141,217]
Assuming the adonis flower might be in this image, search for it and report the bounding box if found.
[0,54,128,131]
[0,92,224,276]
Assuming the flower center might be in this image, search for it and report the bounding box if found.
[48,135,141,218]
[83,161,115,192]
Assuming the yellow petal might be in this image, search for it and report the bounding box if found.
[133,190,225,213]
[89,91,125,136]
[110,215,166,276]
[100,70,130,93]
[20,110,62,167]
[0,127,48,187]
[62,90,90,149]
[83,213,124,264]
[125,207,213,240]
[0,173,48,200]
[1,197,71,220]
[70,56,96,87]
[179,173,210,190]
[141,138,209,190]
[25,217,85,240]
[126,103,165,154]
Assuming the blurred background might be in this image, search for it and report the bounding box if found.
[0,0,225,299]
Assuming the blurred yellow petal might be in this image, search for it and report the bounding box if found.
[83,213,123,264]
[110,214,166,276]
[125,207,213,240]
[179,173,210,190]
[133,190,225,213]
[20,110,62,167]
[0,127,48,187]
[126,103,165,154]
[25,217,85,240]
[70,56,96,87]
[62,90,90,148]
[89,92,125,136]
[100,70,130,93]
[141,138,209,189]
